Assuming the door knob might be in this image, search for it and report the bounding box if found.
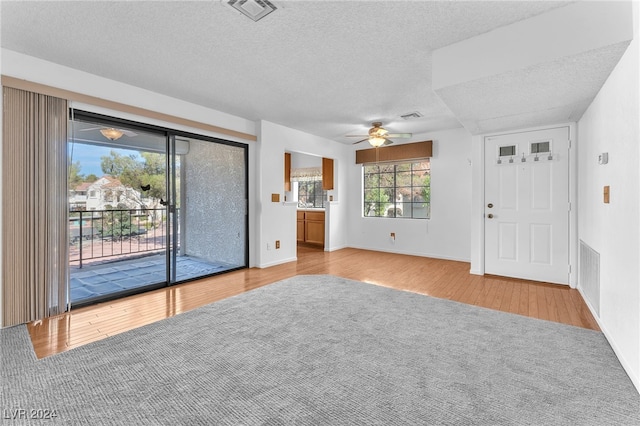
[487,203,494,208]
[487,213,494,219]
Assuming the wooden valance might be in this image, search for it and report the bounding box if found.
[355,140,433,164]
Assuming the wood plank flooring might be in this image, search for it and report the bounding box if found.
[27,247,599,359]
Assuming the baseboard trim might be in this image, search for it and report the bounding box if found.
[325,244,348,252]
[346,245,470,263]
[577,286,640,395]
[258,257,297,269]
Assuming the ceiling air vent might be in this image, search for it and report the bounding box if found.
[400,111,423,120]
[228,0,277,22]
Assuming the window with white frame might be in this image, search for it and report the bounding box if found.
[363,160,430,218]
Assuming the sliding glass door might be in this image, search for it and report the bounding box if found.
[68,112,247,307]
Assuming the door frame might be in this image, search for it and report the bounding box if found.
[470,122,578,288]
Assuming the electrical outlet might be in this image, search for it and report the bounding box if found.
[275,240,280,249]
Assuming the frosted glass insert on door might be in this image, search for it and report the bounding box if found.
[174,137,247,282]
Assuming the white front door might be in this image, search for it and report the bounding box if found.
[484,127,570,284]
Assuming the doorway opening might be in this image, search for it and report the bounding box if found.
[288,152,327,251]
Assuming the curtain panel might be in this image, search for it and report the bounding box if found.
[2,87,68,326]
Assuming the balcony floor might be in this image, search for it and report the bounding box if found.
[70,254,239,303]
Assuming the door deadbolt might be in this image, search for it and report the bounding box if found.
[487,213,494,219]
[487,203,494,208]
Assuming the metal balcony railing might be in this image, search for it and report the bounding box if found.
[69,208,173,268]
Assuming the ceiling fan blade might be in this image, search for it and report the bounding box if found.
[120,129,138,137]
[346,135,369,138]
[77,127,103,132]
[352,138,369,145]
[386,133,412,138]
[383,139,394,146]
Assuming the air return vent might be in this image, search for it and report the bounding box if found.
[228,0,277,22]
[400,111,423,120]
[579,240,600,316]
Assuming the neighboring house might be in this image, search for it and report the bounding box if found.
[68,182,91,211]
[70,176,144,211]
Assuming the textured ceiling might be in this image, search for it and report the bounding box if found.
[435,41,632,134]
[2,0,619,143]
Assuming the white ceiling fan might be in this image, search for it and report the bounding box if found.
[78,127,138,141]
[346,122,412,147]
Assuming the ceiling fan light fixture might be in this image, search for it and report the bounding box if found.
[100,128,124,141]
[369,136,386,147]
[347,122,411,146]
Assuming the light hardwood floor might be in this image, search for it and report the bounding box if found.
[28,247,599,358]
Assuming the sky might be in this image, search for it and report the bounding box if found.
[68,142,140,177]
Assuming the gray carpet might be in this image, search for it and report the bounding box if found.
[1,275,639,425]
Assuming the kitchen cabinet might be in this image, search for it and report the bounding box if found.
[322,157,334,190]
[284,152,291,191]
[297,210,324,247]
[296,211,305,243]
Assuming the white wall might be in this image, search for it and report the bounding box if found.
[576,0,640,392]
[347,127,472,262]
[290,152,321,169]
[256,121,349,268]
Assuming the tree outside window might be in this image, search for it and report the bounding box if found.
[297,180,325,209]
[363,160,430,219]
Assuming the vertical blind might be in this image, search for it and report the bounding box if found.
[2,87,68,326]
